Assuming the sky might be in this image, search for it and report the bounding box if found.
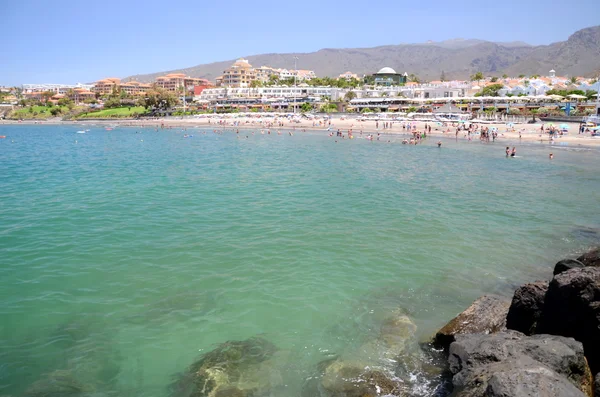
[2,0,599,86]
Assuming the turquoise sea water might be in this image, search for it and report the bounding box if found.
[1,124,600,396]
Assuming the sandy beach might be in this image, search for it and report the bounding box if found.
[2,115,599,147]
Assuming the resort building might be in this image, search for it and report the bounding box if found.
[364,67,408,86]
[93,78,122,95]
[120,80,152,96]
[295,70,317,81]
[254,66,279,83]
[196,86,332,103]
[339,71,360,80]
[22,82,95,94]
[221,59,257,88]
[154,74,210,93]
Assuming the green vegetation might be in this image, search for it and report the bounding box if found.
[300,102,314,112]
[546,89,597,100]
[319,103,338,113]
[76,106,146,119]
[10,105,72,119]
[470,72,484,82]
[343,91,357,102]
[474,83,504,97]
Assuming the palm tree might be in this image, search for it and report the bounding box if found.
[344,91,356,102]
[569,76,579,86]
[408,74,420,83]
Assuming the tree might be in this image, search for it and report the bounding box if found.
[518,74,525,78]
[570,76,579,85]
[250,80,262,88]
[49,107,62,116]
[407,106,418,113]
[41,91,54,103]
[140,88,177,111]
[502,74,508,79]
[470,72,484,82]
[490,77,498,83]
[474,84,504,97]
[344,91,357,102]
[300,102,313,112]
[531,74,540,79]
[408,74,420,83]
[440,71,446,82]
[529,108,539,122]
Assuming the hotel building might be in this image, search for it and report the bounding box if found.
[154,74,210,93]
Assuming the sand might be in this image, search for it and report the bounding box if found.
[2,115,599,147]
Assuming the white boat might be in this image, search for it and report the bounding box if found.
[76,130,86,134]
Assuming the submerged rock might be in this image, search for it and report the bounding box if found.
[434,295,509,349]
[319,360,403,397]
[537,266,600,373]
[23,369,95,397]
[553,259,585,275]
[505,281,548,335]
[577,247,600,267]
[170,337,280,397]
[448,332,592,397]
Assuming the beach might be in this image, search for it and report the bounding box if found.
[3,115,597,147]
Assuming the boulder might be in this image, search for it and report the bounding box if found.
[553,259,585,275]
[318,359,404,397]
[434,295,509,349]
[537,266,600,373]
[448,332,593,397]
[577,247,600,267]
[170,337,279,397]
[506,281,548,335]
[594,372,600,397]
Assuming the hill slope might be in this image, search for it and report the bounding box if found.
[126,26,600,83]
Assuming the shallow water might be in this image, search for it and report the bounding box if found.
[1,124,599,396]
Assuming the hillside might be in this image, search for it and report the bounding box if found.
[126,26,600,83]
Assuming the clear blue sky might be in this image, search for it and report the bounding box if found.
[2,0,599,86]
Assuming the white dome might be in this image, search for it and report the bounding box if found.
[377,67,397,74]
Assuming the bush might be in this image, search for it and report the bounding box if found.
[49,107,62,116]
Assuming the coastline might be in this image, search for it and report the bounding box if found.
[3,115,600,148]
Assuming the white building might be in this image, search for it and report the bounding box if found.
[22,83,94,94]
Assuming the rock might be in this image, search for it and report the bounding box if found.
[170,337,279,397]
[594,372,600,397]
[434,295,509,349]
[506,281,548,335]
[554,259,585,275]
[448,332,592,397]
[537,266,600,373]
[318,359,404,397]
[23,370,95,397]
[577,247,600,267]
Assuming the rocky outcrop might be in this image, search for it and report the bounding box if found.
[434,295,509,349]
[318,360,404,397]
[505,281,548,335]
[448,332,593,397]
[553,259,585,275]
[170,337,281,397]
[537,266,600,373]
[595,372,600,397]
[577,247,600,267]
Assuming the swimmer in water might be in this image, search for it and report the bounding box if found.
[437,141,442,147]
[549,153,554,159]
[510,147,516,157]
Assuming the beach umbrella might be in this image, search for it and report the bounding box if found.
[548,94,564,100]
[567,94,587,99]
[560,124,569,130]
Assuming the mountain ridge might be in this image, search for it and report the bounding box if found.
[125,26,600,83]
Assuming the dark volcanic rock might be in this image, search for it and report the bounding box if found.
[434,295,509,349]
[506,281,548,335]
[448,332,592,397]
[537,266,600,373]
[554,259,585,275]
[577,247,600,267]
[595,372,600,396]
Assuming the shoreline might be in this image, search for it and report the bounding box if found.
[3,116,600,148]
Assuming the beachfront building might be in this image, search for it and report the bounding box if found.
[195,86,332,105]
[255,66,278,83]
[339,71,360,81]
[68,88,96,103]
[154,74,210,93]
[364,67,408,86]
[93,78,122,95]
[295,70,317,81]
[120,81,152,96]
[22,82,95,94]
[221,59,257,88]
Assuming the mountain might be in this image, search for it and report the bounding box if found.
[125,26,600,83]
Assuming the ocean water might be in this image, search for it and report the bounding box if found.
[1,124,600,396]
